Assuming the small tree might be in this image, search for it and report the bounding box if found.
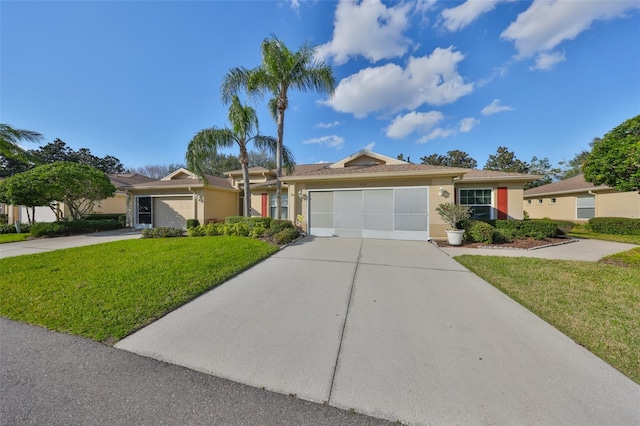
[436,202,472,230]
[583,115,640,192]
[421,150,477,169]
[15,162,116,220]
[484,146,529,173]
[0,171,54,223]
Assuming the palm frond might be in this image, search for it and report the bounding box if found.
[0,124,44,162]
[185,127,236,180]
[221,67,251,104]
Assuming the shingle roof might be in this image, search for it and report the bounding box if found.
[524,174,608,197]
[225,166,273,175]
[285,163,467,177]
[108,173,156,188]
[462,169,542,180]
[121,174,236,190]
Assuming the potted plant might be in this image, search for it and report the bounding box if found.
[436,202,472,246]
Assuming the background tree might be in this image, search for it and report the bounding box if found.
[186,95,293,217]
[483,146,530,173]
[559,149,591,180]
[222,35,335,219]
[527,156,562,189]
[0,171,55,223]
[0,123,43,162]
[126,163,185,179]
[583,114,640,192]
[421,150,477,169]
[40,162,116,219]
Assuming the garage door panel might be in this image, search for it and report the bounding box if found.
[154,197,191,229]
[395,188,428,213]
[363,213,393,231]
[394,214,428,231]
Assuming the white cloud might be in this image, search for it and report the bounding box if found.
[481,99,514,115]
[458,117,479,132]
[417,117,479,143]
[441,0,504,32]
[321,47,474,118]
[531,51,566,71]
[316,0,412,64]
[363,142,376,151]
[314,120,340,129]
[385,111,444,139]
[302,135,345,149]
[501,0,640,66]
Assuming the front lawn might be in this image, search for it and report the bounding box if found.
[0,233,29,244]
[456,255,640,384]
[0,236,278,344]
[602,247,640,268]
[568,227,640,245]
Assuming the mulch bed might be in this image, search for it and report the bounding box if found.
[435,237,573,250]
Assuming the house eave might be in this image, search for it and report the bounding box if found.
[282,169,470,183]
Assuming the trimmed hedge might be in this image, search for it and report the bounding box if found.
[186,219,200,229]
[494,219,560,240]
[0,223,31,234]
[462,220,493,244]
[30,220,122,238]
[589,217,640,235]
[84,213,124,221]
[189,216,297,244]
[141,227,185,238]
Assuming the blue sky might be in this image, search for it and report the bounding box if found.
[2,0,639,170]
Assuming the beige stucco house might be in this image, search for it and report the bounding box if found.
[122,150,538,240]
[523,174,640,222]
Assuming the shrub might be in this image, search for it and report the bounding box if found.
[436,203,472,229]
[118,215,126,226]
[1,223,31,234]
[554,220,575,235]
[205,223,223,236]
[494,219,559,240]
[247,216,272,229]
[270,219,295,233]
[0,213,7,224]
[273,228,298,245]
[187,225,206,237]
[492,228,515,244]
[462,220,494,244]
[141,227,184,238]
[186,219,200,229]
[249,224,266,238]
[224,216,245,224]
[30,220,121,238]
[84,214,123,221]
[589,217,640,235]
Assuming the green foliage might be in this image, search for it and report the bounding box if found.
[30,220,122,237]
[0,123,43,163]
[273,227,299,245]
[602,247,640,268]
[0,213,7,224]
[588,217,640,235]
[526,156,562,189]
[559,148,591,180]
[0,167,54,214]
[84,213,124,221]
[492,228,515,244]
[420,150,477,169]
[224,216,245,224]
[583,115,640,191]
[141,227,185,238]
[494,219,560,240]
[462,220,494,244]
[554,220,575,234]
[249,224,266,238]
[484,146,529,173]
[436,203,472,229]
[269,219,295,233]
[0,223,31,234]
[186,219,200,229]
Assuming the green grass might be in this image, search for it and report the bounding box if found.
[602,247,640,268]
[0,233,29,244]
[456,255,640,384]
[568,227,640,245]
[0,236,278,344]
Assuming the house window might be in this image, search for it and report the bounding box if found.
[270,194,288,220]
[526,200,532,205]
[537,199,543,204]
[459,189,492,220]
[576,195,595,219]
[550,198,556,204]
[136,196,152,226]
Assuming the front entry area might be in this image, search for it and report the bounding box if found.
[308,187,429,240]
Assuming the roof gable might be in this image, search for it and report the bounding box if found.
[161,168,197,181]
[329,150,407,169]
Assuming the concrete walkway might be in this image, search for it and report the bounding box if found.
[0,228,142,258]
[116,237,640,425]
[438,237,637,261]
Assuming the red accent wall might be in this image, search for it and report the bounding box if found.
[261,193,268,217]
[497,187,508,219]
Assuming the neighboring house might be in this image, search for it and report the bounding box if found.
[523,174,640,222]
[122,168,238,229]
[283,150,538,240]
[2,173,154,224]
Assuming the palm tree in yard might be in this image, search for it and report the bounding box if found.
[222,35,335,219]
[186,95,295,217]
[0,123,44,162]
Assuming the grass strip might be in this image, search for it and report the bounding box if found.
[0,233,30,244]
[455,255,640,384]
[568,228,640,245]
[0,236,278,344]
[602,247,640,268]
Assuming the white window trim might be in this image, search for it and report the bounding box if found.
[458,188,495,220]
[575,195,596,220]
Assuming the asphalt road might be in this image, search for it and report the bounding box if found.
[0,318,391,426]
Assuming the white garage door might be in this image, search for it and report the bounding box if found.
[153,197,192,229]
[308,187,429,240]
[20,205,58,223]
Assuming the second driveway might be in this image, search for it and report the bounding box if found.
[116,238,640,425]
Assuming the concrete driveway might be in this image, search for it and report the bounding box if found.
[0,228,142,258]
[116,237,640,425]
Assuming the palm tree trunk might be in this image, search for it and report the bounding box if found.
[275,107,285,220]
[239,147,251,217]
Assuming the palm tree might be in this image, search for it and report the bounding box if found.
[186,95,295,217]
[0,123,44,162]
[222,35,335,219]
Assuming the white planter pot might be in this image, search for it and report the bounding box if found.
[445,229,465,246]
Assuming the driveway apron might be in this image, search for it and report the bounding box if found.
[116,238,640,425]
